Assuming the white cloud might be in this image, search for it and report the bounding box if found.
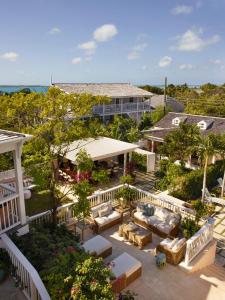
[141,65,147,71]
[179,64,194,70]
[172,29,220,51]
[171,5,193,15]
[159,56,172,67]
[78,40,97,55]
[93,24,118,42]
[212,59,222,65]
[1,52,19,62]
[72,57,82,64]
[127,43,147,60]
[48,27,61,34]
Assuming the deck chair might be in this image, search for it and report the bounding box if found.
[203,188,225,206]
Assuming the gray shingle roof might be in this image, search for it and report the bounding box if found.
[145,112,225,139]
[150,95,184,112]
[53,83,153,98]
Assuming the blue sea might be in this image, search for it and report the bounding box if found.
[0,85,49,93]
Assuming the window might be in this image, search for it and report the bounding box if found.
[172,117,180,126]
[129,97,134,103]
[197,121,207,130]
[115,98,120,105]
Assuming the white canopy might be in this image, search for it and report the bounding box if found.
[62,137,138,164]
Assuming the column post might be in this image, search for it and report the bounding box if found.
[13,143,26,225]
[151,140,155,152]
[123,153,127,175]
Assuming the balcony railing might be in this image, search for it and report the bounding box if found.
[93,102,151,115]
[0,184,20,233]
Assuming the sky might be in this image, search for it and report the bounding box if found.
[1,0,225,85]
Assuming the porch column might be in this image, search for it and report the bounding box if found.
[77,168,80,182]
[151,140,155,152]
[13,143,26,225]
[129,152,132,162]
[123,153,127,175]
[212,155,216,164]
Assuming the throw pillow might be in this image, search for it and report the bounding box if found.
[137,203,146,212]
[172,238,186,252]
[169,238,179,249]
[160,238,173,249]
[98,207,109,217]
[169,217,178,227]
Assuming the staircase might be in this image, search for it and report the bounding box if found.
[134,171,158,193]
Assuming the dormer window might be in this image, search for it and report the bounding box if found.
[197,120,213,130]
[172,117,181,126]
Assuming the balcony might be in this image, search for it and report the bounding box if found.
[0,184,20,233]
[93,102,151,116]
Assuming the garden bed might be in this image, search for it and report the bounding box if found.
[11,223,114,300]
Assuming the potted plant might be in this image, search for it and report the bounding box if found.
[115,175,137,209]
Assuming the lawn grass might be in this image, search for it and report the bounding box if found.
[25,189,54,216]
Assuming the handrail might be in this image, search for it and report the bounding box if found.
[184,219,214,265]
[1,233,51,300]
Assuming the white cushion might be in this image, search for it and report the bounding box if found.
[98,206,110,217]
[133,211,149,223]
[83,235,112,255]
[156,223,172,234]
[91,202,111,218]
[171,238,186,252]
[111,252,142,278]
[147,215,162,226]
[95,210,121,227]
[154,207,165,220]
[160,238,173,249]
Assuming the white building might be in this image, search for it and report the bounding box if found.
[53,83,153,122]
[0,129,32,234]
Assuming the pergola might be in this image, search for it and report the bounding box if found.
[61,137,139,175]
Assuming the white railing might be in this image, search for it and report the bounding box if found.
[0,168,24,181]
[0,191,20,234]
[93,102,150,115]
[129,185,196,219]
[28,203,75,225]
[0,233,50,300]
[184,219,214,265]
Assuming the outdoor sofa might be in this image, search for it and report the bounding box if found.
[90,201,123,233]
[132,203,181,238]
[157,237,186,265]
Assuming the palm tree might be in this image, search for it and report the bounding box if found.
[216,134,225,198]
[197,134,216,202]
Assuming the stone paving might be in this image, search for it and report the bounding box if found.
[213,205,225,267]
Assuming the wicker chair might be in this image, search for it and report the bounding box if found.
[157,243,186,265]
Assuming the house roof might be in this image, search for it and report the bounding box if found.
[0,129,32,145]
[53,83,153,98]
[62,137,139,163]
[150,95,184,112]
[144,112,225,140]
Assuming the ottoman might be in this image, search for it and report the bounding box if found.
[83,235,112,258]
[129,228,152,249]
[111,252,142,293]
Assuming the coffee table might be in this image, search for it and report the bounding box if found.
[129,227,152,249]
[119,222,139,240]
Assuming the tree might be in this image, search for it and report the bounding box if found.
[72,180,93,240]
[159,122,200,168]
[197,134,216,202]
[138,112,153,130]
[108,115,140,143]
[213,134,225,197]
[139,85,164,95]
[0,87,108,223]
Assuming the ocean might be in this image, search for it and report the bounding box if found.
[0,85,49,93]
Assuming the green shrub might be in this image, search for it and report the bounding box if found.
[181,218,200,239]
[170,160,224,200]
[132,152,147,172]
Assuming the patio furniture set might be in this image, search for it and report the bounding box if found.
[88,200,187,268]
[82,235,142,293]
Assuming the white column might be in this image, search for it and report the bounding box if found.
[151,140,155,152]
[123,153,127,175]
[13,143,26,225]
[212,155,216,164]
[129,152,132,162]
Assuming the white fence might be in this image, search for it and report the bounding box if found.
[184,220,215,265]
[0,184,20,233]
[0,233,50,300]
[93,102,151,115]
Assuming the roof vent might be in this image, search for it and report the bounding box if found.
[172,116,187,126]
[197,120,213,130]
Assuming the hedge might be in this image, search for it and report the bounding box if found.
[170,160,224,201]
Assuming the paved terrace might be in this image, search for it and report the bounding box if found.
[81,224,225,300]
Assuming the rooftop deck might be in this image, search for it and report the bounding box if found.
[82,224,225,300]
